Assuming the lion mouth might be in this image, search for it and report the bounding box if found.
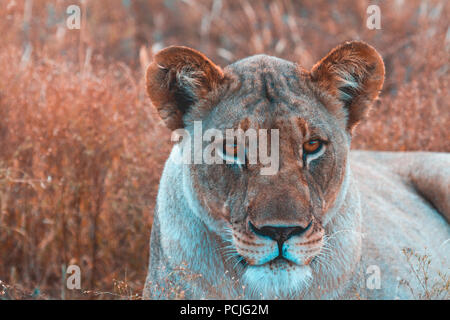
[231,224,323,268]
[239,255,301,269]
[238,251,316,269]
[266,257,297,268]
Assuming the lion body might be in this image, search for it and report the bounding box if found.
[144,149,449,299]
[143,42,449,300]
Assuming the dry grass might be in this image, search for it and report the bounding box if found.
[0,0,448,299]
[400,248,449,299]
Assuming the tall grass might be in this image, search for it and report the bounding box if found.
[0,0,448,299]
[0,44,170,299]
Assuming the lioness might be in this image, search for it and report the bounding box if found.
[143,41,449,299]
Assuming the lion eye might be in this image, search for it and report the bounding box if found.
[303,140,322,154]
[223,143,238,159]
[219,141,246,167]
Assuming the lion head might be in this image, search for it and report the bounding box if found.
[146,41,384,298]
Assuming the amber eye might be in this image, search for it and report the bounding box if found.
[303,140,322,154]
[220,140,246,166]
[223,143,238,159]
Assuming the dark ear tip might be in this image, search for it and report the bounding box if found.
[145,46,208,92]
[309,40,385,132]
[154,46,200,61]
[145,46,224,130]
[325,40,383,60]
[312,40,385,86]
[338,40,385,75]
[338,40,377,52]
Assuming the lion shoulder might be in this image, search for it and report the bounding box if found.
[350,150,450,222]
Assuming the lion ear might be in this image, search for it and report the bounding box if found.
[146,46,224,130]
[310,41,385,132]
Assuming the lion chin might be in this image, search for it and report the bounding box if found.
[242,259,313,299]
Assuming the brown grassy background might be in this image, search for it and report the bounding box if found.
[0,0,448,299]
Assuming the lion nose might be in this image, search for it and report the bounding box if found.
[249,221,312,245]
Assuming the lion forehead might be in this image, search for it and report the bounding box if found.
[201,55,324,129]
[224,54,307,98]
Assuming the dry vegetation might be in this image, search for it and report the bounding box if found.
[400,248,449,300]
[0,0,448,299]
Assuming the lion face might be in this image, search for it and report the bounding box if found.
[146,42,384,298]
[186,55,351,297]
